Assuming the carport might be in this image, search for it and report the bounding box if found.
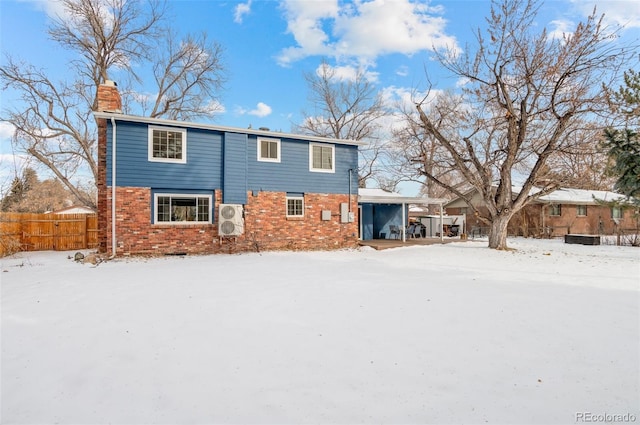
[358,188,447,242]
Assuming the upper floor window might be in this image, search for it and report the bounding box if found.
[155,194,211,224]
[258,137,280,162]
[549,204,561,217]
[576,205,587,216]
[309,143,334,173]
[149,126,186,163]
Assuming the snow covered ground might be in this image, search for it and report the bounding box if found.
[2,238,639,424]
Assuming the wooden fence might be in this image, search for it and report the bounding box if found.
[0,212,98,256]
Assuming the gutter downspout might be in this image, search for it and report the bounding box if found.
[348,169,352,214]
[110,117,117,258]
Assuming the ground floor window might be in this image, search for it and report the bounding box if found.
[576,205,587,216]
[549,204,561,216]
[286,194,304,217]
[611,206,623,220]
[155,194,211,223]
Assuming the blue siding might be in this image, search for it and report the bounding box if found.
[107,121,222,190]
[247,135,359,194]
[361,203,404,239]
[106,120,359,197]
[223,133,248,204]
[361,204,374,240]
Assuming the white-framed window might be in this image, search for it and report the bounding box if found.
[576,205,587,216]
[309,143,335,173]
[257,137,280,162]
[549,204,561,217]
[611,206,623,219]
[154,193,211,224]
[148,126,187,163]
[286,194,304,217]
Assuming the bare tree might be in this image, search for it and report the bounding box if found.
[533,123,615,190]
[0,0,226,208]
[294,60,392,188]
[392,91,469,200]
[412,0,634,249]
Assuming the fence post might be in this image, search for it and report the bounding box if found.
[84,214,88,249]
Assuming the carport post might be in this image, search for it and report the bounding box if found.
[440,202,444,242]
[402,201,406,242]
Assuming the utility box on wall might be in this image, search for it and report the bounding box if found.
[321,210,331,221]
[340,203,354,223]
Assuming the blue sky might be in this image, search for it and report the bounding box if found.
[1,0,639,194]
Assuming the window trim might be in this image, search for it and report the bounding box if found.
[576,205,587,217]
[549,204,562,217]
[611,206,623,219]
[148,125,187,164]
[153,193,212,225]
[309,143,335,173]
[286,194,304,218]
[257,137,281,163]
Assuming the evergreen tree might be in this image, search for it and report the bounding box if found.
[1,177,24,211]
[604,70,640,201]
[0,167,39,211]
[603,129,640,199]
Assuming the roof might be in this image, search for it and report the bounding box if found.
[536,188,627,205]
[93,111,367,147]
[358,188,447,205]
[47,206,96,214]
[445,186,630,208]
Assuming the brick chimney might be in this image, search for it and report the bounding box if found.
[96,80,122,113]
[95,80,121,254]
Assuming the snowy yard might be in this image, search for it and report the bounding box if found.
[1,238,639,424]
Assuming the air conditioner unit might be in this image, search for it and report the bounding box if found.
[218,204,244,236]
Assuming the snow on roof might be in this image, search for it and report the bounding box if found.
[535,188,627,205]
[358,188,447,205]
[358,188,405,198]
[47,206,96,214]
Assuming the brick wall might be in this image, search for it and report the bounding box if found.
[103,187,359,256]
[96,117,108,253]
[96,81,122,254]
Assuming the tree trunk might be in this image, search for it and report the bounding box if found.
[488,214,512,250]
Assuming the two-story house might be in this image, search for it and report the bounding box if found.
[94,81,362,256]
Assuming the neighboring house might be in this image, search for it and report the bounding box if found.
[94,81,362,256]
[445,187,638,237]
[47,206,96,215]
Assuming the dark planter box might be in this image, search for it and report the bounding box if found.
[564,234,601,245]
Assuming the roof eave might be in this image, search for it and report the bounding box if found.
[92,111,367,147]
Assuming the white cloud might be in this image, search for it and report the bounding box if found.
[548,19,575,40]
[276,0,340,66]
[234,0,252,24]
[316,63,379,83]
[20,0,67,20]
[396,65,409,77]
[380,85,441,112]
[240,102,272,118]
[276,0,459,66]
[0,122,16,140]
[569,0,640,29]
[206,100,226,115]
